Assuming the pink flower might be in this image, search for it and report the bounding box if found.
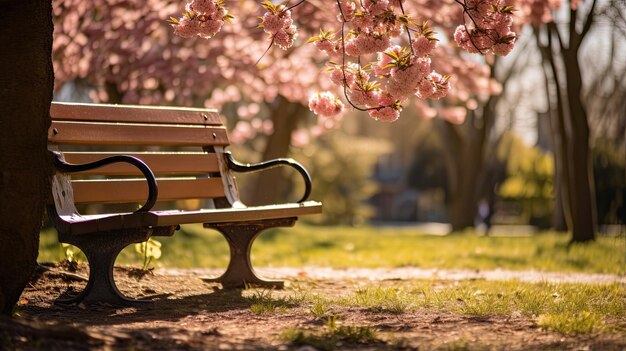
[344,39,361,57]
[314,39,334,53]
[391,58,429,85]
[197,19,224,38]
[337,0,356,20]
[309,91,345,117]
[172,0,229,39]
[374,46,401,76]
[363,0,389,16]
[348,88,380,106]
[329,66,356,87]
[376,92,396,107]
[274,25,297,50]
[386,79,417,100]
[262,12,284,34]
[173,17,199,38]
[186,0,216,15]
[385,58,430,100]
[411,36,437,57]
[428,72,450,100]
[369,106,400,122]
[416,78,435,99]
[354,34,390,55]
[454,26,479,54]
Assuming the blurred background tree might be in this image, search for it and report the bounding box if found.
[50,0,625,242]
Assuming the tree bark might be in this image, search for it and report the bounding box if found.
[0,0,54,315]
[438,110,488,232]
[534,7,598,242]
[562,46,596,241]
[536,26,575,233]
[248,96,307,205]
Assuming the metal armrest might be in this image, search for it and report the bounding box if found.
[51,151,158,212]
[224,151,312,203]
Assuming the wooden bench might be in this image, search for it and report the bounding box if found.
[47,102,322,305]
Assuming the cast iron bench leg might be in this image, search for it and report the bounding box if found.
[56,227,174,306]
[203,218,297,289]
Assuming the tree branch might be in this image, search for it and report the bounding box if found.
[581,0,598,39]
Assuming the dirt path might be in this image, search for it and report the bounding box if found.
[3,264,625,351]
[164,267,626,285]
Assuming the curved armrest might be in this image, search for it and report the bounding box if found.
[51,151,158,212]
[224,151,312,203]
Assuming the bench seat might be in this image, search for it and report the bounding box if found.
[56,201,322,236]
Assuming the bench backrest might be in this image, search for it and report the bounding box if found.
[48,102,240,215]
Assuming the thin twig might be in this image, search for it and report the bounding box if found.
[255,35,276,65]
[398,0,414,55]
[286,0,307,11]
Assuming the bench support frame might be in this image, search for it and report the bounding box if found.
[203,217,297,288]
[56,226,176,306]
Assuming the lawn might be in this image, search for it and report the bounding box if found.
[16,224,626,349]
[38,223,626,274]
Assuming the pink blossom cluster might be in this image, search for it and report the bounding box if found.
[260,2,298,50]
[171,0,232,39]
[453,0,516,56]
[308,91,345,119]
[306,0,454,123]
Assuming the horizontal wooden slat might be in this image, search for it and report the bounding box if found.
[49,121,229,146]
[57,212,153,236]
[50,102,222,125]
[58,201,322,235]
[62,152,221,175]
[150,201,323,226]
[72,178,225,204]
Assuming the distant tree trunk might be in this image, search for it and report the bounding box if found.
[0,0,54,315]
[534,3,599,243]
[562,44,596,241]
[248,96,307,205]
[433,48,525,233]
[439,106,492,232]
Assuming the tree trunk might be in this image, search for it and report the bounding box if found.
[0,0,54,315]
[248,96,307,205]
[563,47,596,242]
[439,112,487,232]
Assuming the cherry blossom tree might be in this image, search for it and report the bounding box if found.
[53,0,517,206]
[168,0,520,217]
[170,0,517,124]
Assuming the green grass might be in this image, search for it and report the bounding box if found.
[244,289,299,315]
[248,280,625,343]
[281,315,380,350]
[280,280,625,335]
[38,223,625,274]
[339,286,412,313]
[358,281,623,334]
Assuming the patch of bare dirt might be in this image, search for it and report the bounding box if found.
[2,262,624,351]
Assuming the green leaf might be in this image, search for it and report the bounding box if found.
[501,5,515,13]
[307,36,320,43]
[383,51,399,60]
[169,16,179,24]
[223,13,235,24]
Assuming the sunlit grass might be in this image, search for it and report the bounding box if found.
[258,280,625,335]
[339,286,412,314]
[264,280,624,338]
[38,223,625,274]
[281,315,379,351]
